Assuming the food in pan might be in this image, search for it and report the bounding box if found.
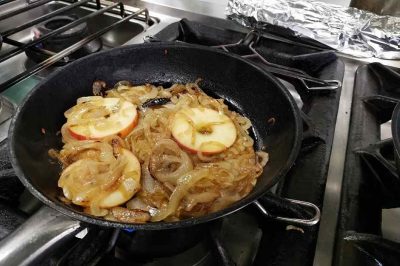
[51,80,269,223]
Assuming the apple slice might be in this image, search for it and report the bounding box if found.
[99,149,141,208]
[171,107,237,154]
[59,148,141,208]
[66,97,138,140]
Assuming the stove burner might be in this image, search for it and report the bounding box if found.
[25,15,102,65]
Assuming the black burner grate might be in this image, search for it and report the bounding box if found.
[0,0,149,91]
[338,62,400,266]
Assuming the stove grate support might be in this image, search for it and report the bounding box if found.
[0,0,149,92]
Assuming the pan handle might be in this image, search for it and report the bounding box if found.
[0,206,82,266]
[253,199,320,226]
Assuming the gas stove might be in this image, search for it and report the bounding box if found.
[0,0,399,265]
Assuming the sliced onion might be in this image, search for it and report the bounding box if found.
[126,197,149,211]
[110,207,151,223]
[141,159,156,193]
[149,139,193,185]
[151,168,209,221]
[256,151,269,167]
[184,191,219,211]
[77,96,103,104]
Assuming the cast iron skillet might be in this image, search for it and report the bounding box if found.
[2,42,303,264]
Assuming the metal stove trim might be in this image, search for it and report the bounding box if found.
[313,57,359,266]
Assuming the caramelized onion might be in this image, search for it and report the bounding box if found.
[151,168,209,221]
[149,139,193,185]
[55,82,269,223]
[256,151,269,167]
[184,191,220,211]
[126,197,149,211]
[110,207,151,223]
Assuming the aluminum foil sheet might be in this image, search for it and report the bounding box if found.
[226,0,400,59]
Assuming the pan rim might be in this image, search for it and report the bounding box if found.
[8,42,302,230]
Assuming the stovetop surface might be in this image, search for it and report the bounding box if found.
[0,6,346,264]
[4,1,400,265]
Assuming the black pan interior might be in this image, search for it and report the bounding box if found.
[9,43,302,229]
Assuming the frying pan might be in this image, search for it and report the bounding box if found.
[0,42,316,265]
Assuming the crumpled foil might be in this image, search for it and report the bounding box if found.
[226,0,400,59]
